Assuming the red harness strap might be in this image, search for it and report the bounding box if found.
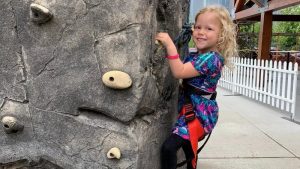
[179,104,205,169]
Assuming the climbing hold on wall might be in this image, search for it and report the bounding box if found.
[107,147,121,159]
[1,116,24,134]
[30,3,53,24]
[102,71,132,89]
[155,39,164,48]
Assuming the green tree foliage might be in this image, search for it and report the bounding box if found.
[238,5,300,52]
[273,5,300,50]
[237,22,260,58]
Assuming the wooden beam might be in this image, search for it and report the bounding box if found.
[268,0,300,11]
[235,0,246,13]
[257,11,273,60]
[238,32,300,36]
[235,5,260,20]
[251,0,265,7]
[243,15,300,21]
[235,0,300,21]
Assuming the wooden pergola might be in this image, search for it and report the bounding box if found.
[234,0,300,60]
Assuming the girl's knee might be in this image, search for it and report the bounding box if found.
[161,142,170,154]
[161,141,176,155]
[162,134,183,156]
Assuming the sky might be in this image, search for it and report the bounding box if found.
[189,0,234,23]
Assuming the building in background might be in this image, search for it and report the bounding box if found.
[189,0,234,23]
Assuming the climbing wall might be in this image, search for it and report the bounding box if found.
[0,0,189,168]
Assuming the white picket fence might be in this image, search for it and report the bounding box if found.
[219,57,298,120]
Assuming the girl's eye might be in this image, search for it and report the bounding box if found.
[207,27,213,31]
[194,26,201,30]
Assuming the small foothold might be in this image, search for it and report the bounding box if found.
[102,71,132,89]
[30,3,53,24]
[107,147,121,159]
[1,116,24,134]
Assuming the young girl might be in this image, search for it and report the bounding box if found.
[156,5,238,169]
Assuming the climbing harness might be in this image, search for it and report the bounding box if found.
[176,81,216,169]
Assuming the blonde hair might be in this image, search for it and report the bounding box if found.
[195,5,238,67]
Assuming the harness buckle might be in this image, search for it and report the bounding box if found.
[184,104,195,122]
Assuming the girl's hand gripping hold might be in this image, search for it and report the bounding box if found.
[155,32,199,79]
[155,33,178,57]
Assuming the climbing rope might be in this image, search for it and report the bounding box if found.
[173,22,193,59]
[173,22,193,49]
[155,22,193,57]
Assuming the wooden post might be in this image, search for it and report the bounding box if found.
[235,0,246,12]
[258,11,273,60]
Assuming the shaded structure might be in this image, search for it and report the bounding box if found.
[234,0,300,59]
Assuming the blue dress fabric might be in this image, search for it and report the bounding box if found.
[172,51,224,140]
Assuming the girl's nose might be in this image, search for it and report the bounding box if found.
[196,29,205,35]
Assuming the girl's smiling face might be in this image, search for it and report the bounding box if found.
[192,11,222,54]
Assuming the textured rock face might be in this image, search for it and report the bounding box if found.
[0,0,189,168]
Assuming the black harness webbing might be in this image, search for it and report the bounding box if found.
[182,81,217,100]
[176,82,216,168]
[176,133,212,168]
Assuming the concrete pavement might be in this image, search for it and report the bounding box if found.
[197,88,300,169]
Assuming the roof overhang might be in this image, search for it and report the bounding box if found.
[234,0,300,21]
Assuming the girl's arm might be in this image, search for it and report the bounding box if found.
[155,32,199,79]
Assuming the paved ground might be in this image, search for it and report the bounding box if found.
[197,88,300,169]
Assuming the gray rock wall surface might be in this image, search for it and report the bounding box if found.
[0,0,189,168]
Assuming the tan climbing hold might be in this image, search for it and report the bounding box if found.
[102,71,132,89]
[30,3,50,14]
[107,147,121,159]
[1,116,17,128]
[1,116,24,134]
[155,40,160,45]
[30,3,53,24]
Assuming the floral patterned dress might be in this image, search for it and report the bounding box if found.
[172,51,224,140]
